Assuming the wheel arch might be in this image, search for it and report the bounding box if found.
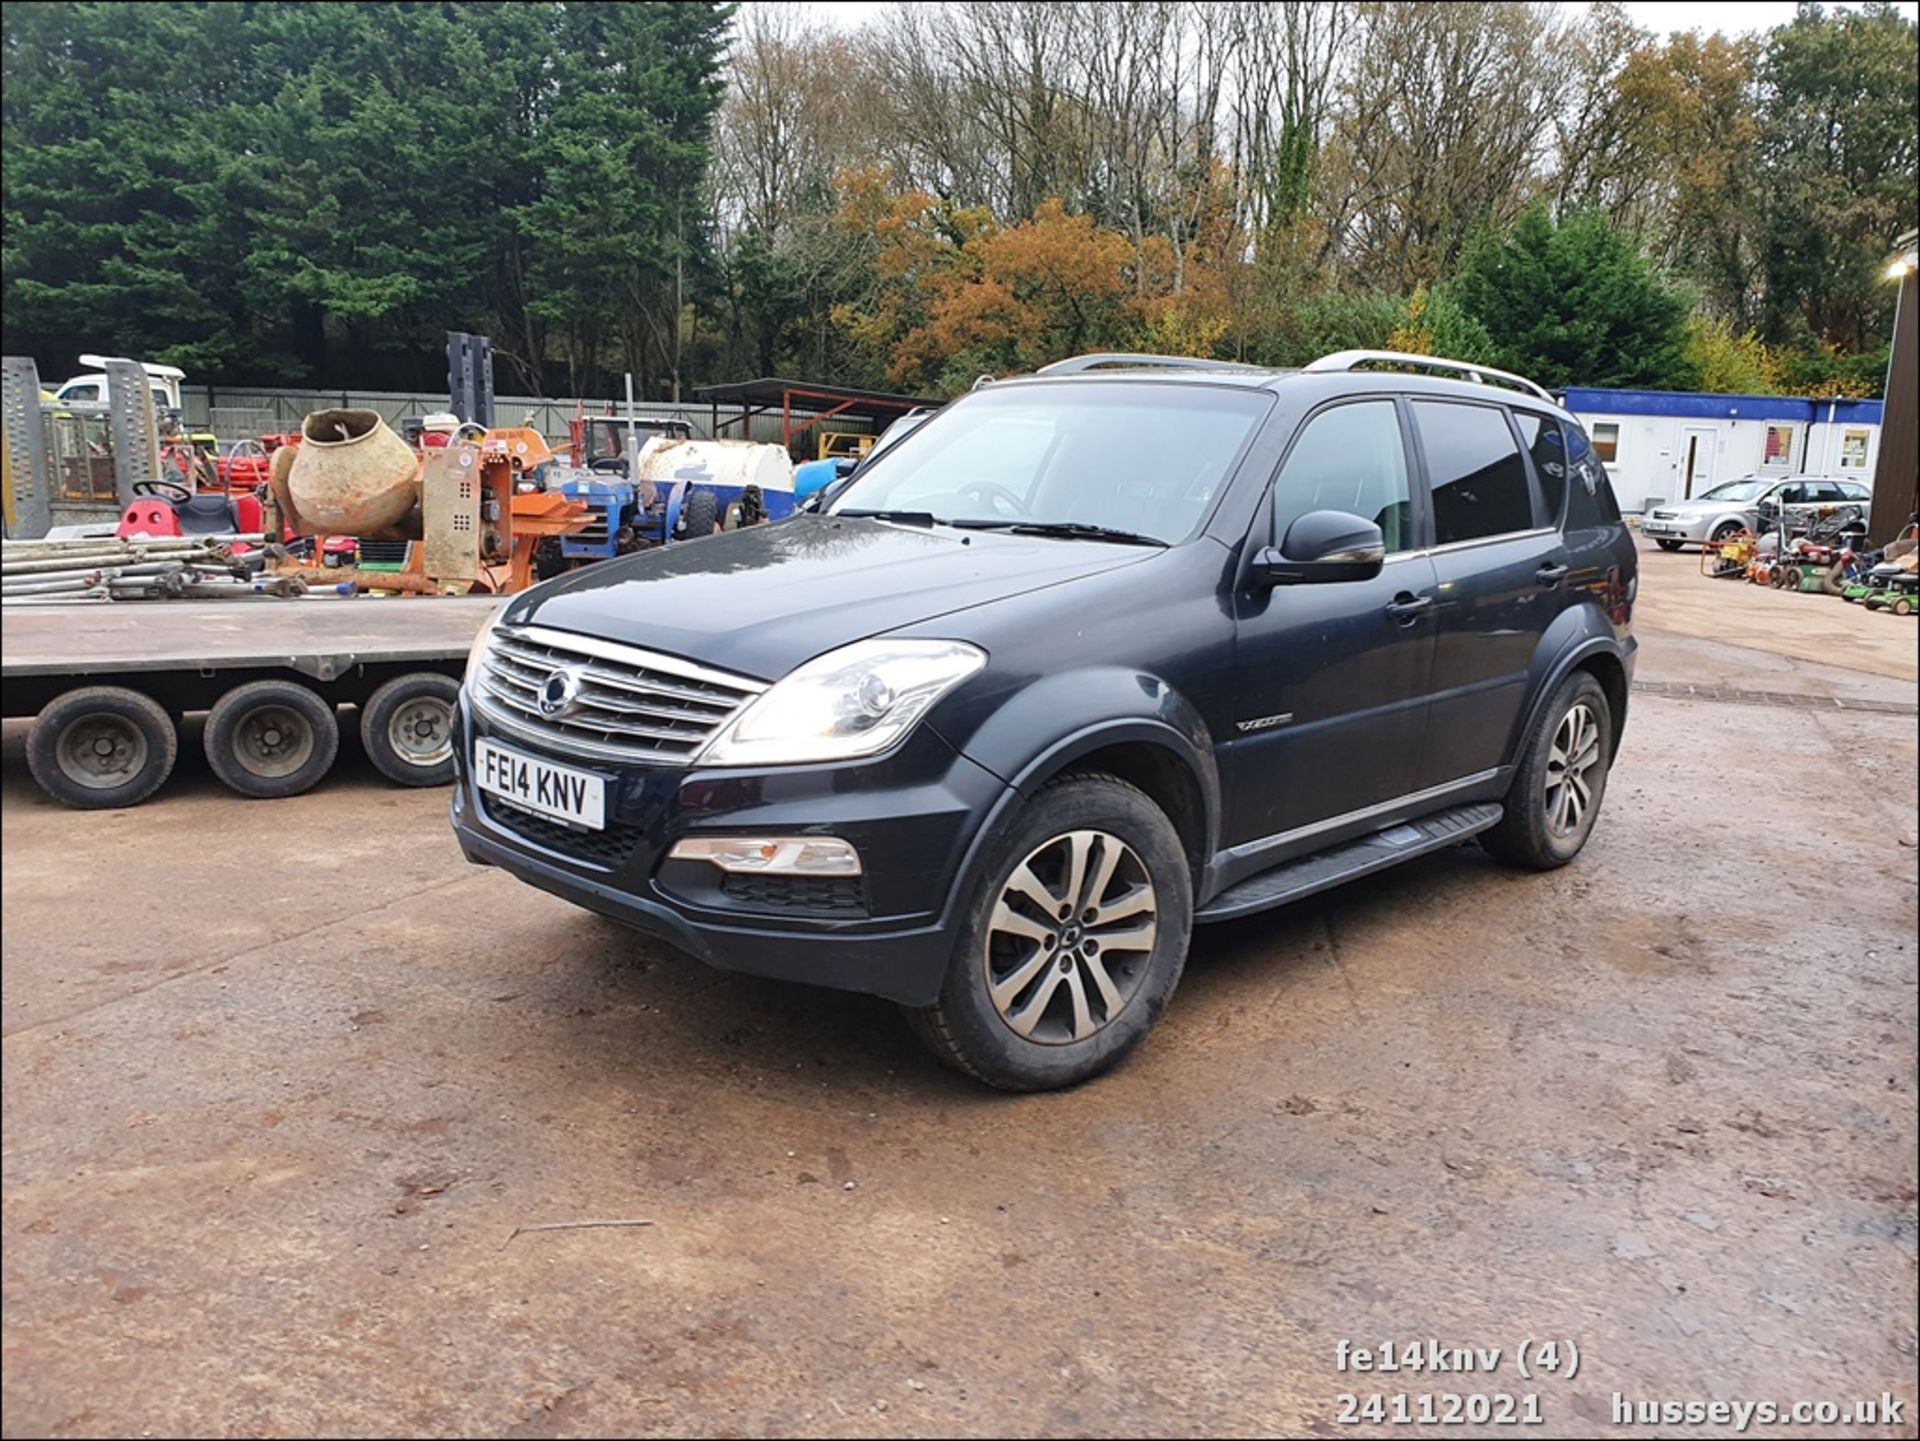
[1036,736,1211,888]
[946,669,1222,893]
[1515,627,1633,764]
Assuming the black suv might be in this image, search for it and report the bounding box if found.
[451,351,1636,1090]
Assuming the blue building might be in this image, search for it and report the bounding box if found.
[1558,388,1884,513]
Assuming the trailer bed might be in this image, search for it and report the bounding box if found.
[3,597,496,682]
[1,597,498,719]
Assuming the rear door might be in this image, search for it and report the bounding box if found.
[1410,399,1565,788]
[1226,398,1438,844]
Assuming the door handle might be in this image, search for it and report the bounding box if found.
[1535,563,1569,587]
[1385,592,1433,623]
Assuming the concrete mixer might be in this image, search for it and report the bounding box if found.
[262,411,591,594]
[267,408,421,539]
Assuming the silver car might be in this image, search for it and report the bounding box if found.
[1640,474,1873,550]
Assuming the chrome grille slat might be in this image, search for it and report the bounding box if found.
[475,625,760,766]
[489,647,737,715]
[477,674,709,743]
[491,635,743,709]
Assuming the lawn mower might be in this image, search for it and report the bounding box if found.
[1701,526,1759,579]
[1861,568,1918,615]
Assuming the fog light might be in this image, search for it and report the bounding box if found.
[668,835,862,876]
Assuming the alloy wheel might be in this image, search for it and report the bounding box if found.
[983,829,1158,1045]
[1543,702,1602,838]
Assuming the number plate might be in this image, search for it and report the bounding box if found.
[474,739,605,830]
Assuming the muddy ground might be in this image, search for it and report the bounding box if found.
[3,542,1915,1437]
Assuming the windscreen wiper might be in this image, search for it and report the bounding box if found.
[837,509,938,527]
[951,519,1167,547]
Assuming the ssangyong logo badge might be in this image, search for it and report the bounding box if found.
[538,666,584,718]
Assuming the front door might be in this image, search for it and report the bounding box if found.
[1226,398,1437,846]
[1409,399,1564,787]
[1681,425,1717,498]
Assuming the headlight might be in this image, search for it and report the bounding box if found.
[695,639,986,766]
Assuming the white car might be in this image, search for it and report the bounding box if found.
[1640,474,1872,549]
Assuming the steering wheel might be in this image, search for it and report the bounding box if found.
[133,477,195,504]
[957,481,1029,518]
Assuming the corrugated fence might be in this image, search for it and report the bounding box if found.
[182,386,874,448]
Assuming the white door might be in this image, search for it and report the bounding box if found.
[1680,426,1717,499]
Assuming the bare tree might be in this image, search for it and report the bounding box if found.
[1230,0,1351,243]
[1320,1,1559,288]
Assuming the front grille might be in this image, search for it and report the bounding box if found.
[473,625,763,765]
[485,799,642,869]
[1650,510,1677,520]
[720,873,868,915]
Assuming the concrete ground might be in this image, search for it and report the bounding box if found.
[3,540,1915,1438]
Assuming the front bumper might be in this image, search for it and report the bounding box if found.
[449,690,1009,1006]
[1639,515,1708,541]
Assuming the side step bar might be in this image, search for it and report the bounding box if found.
[1195,804,1503,923]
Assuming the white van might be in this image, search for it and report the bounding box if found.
[51,355,186,413]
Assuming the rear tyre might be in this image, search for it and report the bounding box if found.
[678,488,719,540]
[1481,671,1613,872]
[904,773,1192,1091]
[360,672,460,787]
[1654,538,1683,552]
[26,686,178,810]
[204,680,339,799]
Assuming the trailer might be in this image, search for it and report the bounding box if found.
[2,597,497,809]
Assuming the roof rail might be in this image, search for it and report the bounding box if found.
[1303,349,1554,403]
[1036,352,1270,376]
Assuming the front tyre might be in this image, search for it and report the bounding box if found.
[904,773,1192,1091]
[1654,538,1683,552]
[1481,671,1613,871]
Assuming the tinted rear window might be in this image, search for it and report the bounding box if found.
[1411,401,1536,544]
[1513,411,1568,526]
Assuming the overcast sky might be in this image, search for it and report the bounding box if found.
[781,0,1920,36]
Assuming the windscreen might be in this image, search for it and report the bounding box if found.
[830,382,1271,543]
[1699,479,1767,501]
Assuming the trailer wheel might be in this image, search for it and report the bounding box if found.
[26,686,178,810]
[1894,597,1915,617]
[678,488,719,539]
[204,680,339,799]
[360,672,461,787]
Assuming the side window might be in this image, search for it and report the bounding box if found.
[1810,482,1847,503]
[1411,401,1537,545]
[1560,420,1619,527]
[1513,411,1568,526]
[1270,400,1413,554]
[1775,483,1807,506]
[1842,482,1871,501]
[61,383,102,404]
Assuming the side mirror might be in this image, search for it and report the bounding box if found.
[1252,510,1386,586]
[833,457,859,478]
